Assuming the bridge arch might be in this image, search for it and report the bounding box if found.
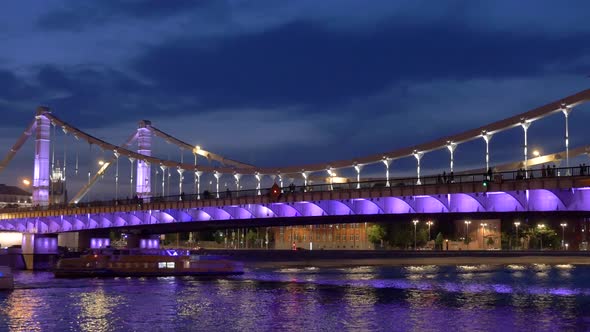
[449,193,485,213]
[375,197,415,214]
[267,203,300,218]
[528,189,567,211]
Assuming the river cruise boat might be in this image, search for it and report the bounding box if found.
[0,266,14,290]
[54,249,244,278]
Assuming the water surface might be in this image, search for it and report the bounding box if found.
[1,264,590,331]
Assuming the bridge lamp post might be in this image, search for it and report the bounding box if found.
[447,141,457,173]
[412,220,419,250]
[413,150,424,185]
[481,223,487,249]
[482,130,493,171]
[561,104,572,174]
[521,119,532,178]
[426,221,433,241]
[560,223,567,250]
[514,221,520,250]
[537,224,546,250]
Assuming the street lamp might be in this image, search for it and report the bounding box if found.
[514,221,520,250]
[98,160,105,166]
[560,223,567,250]
[537,224,546,250]
[22,178,31,187]
[412,219,419,250]
[464,220,471,245]
[426,221,433,241]
[481,223,487,249]
[532,150,540,157]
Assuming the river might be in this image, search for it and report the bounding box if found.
[1,264,590,331]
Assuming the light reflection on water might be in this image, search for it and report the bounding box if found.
[0,264,589,331]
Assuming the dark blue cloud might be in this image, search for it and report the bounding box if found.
[133,20,590,110]
[36,0,210,31]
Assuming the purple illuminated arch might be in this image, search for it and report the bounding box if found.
[316,200,353,216]
[378,197,415,214]
[486,192,524,212]
[570,189,590,210]
[151,211,176,224]
[221,206,254,219]
[528,189,566,211]
[413,196,448,213]
[293,202,325,217]
[267,203,300,218]
[449,193,484,213]
[340,199,382,215]
[186,209,213,221]
[201,207,231,220]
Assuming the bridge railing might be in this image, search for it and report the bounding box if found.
[3,165,588,213]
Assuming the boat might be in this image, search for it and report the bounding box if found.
[54,248,244,278]
[0,266,14,290]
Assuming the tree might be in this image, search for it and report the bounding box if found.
[486,236,495,247]
[434,232,444,250]
[246,229,258,248]
[367,224,386,248]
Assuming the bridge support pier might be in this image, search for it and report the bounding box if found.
[126,234,160,249]
[22,233,58,270]
[58,230,111,251]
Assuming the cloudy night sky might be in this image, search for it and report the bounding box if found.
[1,0,590,195]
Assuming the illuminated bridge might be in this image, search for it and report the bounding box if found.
[0,88,590,255]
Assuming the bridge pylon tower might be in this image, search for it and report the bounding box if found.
[33,107,51,207]
[136,120,152,198]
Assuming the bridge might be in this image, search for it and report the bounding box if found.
[0,89,590,260]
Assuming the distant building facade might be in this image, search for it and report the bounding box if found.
[273,223,371,250]
[0,184,32,208]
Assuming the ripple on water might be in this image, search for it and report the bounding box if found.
[0,265,589,331]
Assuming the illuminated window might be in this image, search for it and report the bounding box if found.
[166,262,175,268]
[158,262,166,269]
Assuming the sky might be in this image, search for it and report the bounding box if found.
[1,0,590,197]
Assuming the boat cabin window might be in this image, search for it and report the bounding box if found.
[158,262,175,269]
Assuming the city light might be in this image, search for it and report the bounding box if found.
[98,160,105,166]
[426,220,433,241]
[514,221,521,250]
[532,150,540,157]
[412,220,419,250]
[561,223,567,250]
[22,178,31,186]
